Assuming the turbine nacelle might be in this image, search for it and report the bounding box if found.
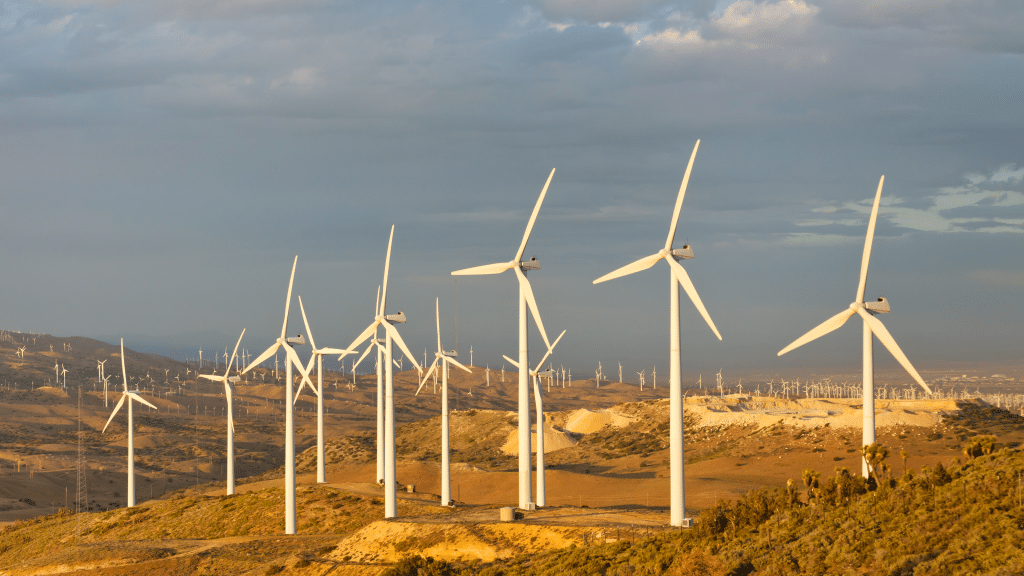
[864,297,890,314]
[385,311,407,323]
[520,256,541,271]
[285,334,306,346]
[671,245,694,260]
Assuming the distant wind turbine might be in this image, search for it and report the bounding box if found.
[777,176,932,478]
[341,226,422,518]
[417,298,472,507]
[241,256,313,535]
[452,169,555,510]
[296,296,353,484]
[504,329,565,508]
[200,330,245,495]
[593,140,721,527]
[102,339,158,508]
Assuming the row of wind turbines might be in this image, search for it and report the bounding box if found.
[98,139,932,530]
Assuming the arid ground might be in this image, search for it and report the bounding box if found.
[1,332,1022,574]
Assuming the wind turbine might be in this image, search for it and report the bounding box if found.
[102,339,158,508]
[295,296,353,484]
[593,140,722,527]
[341,226,421,518]
[503,329,565,508]
[241,256,314,535]
[452,168,555,510]
[416,298,472,507]
[199,330,245,495]
[777,176,932,478]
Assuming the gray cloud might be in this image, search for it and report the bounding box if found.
[1,0,1022,374]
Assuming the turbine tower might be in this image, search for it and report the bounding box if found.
[342,226,421,518]
[593,141,722,527]
[777,176,932,477]
[417,298,472,507]
[452,169,555,510]
[296,296,352,484]
[199,329,245,495]
[503,329,565,508]
[242,256,313,535]
[102,339,158,508]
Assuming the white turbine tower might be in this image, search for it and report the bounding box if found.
[777,176,932,477]
[102,339,158,508]
[503,329,565,508]
[242,256,314,535]
[295,296,353,484]
[593,140,722,527]
[452,169,555,510]
[417,298,472,507]
[342,226,421,518]
[199,329,245,495]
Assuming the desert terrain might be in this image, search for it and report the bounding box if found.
[1,330,1022,574]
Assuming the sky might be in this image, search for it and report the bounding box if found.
[2,0,1022,382]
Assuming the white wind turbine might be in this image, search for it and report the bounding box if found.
[295,296,353,484]
[241,256,314,535]
[102,339,159,508]
[452,169,555,510]
[341,226,421,518]
[777,176,932,477]
[593,140,722,527]
[503,329,565,508]
[199,329,245,495]
[416,298,472,507]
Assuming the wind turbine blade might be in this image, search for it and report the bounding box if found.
[344,321,381,357]
[667,258,722,340]
[777,308,856,356]
[534,329,567,370]
[131,392,158,411]
[244,342,281,374]
[665,140,700,250]
[380,225,395,314]
[120,339,128,392]
[855,308,932,394]
[319,347,353,357]
[435,298,441,353]
[293,380,312,404]
[451,261,515,276]
[857,176,885,303]
[102,394,127,433]
[383,322,421,373]
[514,168,555,263]
[298,296,317,351]
[502,355,520,369]
[416,359,440,395]
[227,328,246,378]
[283,345,315,390]
[447,356,472,374]
[593,252,664,284]
[351,341,375,372]
[198,374,223,382]
[281,256,298,340]
[514,266,551,349]
[375,285,381,320]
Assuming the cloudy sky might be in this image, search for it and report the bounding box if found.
[2,0,1022,381]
